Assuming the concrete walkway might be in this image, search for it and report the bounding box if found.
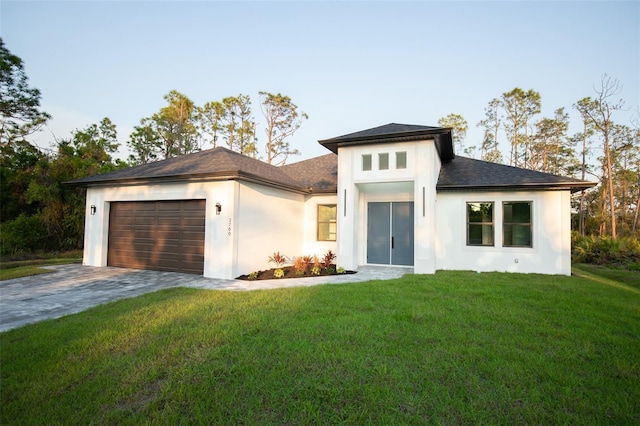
[0,264,412,332]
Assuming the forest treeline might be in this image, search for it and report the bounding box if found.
[1,38,638,257]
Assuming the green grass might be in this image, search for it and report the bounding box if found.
[1,271,639,424]
[0,264,53,280]
[573,263,640,290]
[0,251,82,281]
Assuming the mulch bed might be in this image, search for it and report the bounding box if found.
[237,264,357,280]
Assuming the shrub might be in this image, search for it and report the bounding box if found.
[322,250,336,268]
[0,214,51,256]
[248,271,258,280]
[572,233,640,268]
[273,268,284,278]
[292,257,307,276]
[311,266,321,276]
[337,266,345,274]
[268,252,287,268]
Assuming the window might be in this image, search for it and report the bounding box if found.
[467,202,494,246]
[317,205,337,241]
[396,152,407,169]
[503,202,532,247]
[362,154,372,171]
[379,153,389,170]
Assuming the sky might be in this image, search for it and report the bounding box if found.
[1,0,639,162]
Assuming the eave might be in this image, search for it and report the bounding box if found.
[436,181,597,194]
[65,171,312,195]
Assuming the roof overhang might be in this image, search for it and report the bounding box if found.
[319,127,455,162]
[437,181,597,194]
[65,171,312,195]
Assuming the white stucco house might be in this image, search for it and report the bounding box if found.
[69,123,595,278]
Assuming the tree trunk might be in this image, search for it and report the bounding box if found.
[603,131,617,238]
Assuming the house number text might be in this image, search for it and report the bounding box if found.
[227,218,232,236]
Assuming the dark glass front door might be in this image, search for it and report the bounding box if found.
[367,202,414,266]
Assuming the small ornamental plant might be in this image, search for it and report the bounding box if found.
[302,255,313,268]
[311,266,321,276]
[248,271,258,280]
[268,252,287,268]
[273,268,285,278]
[326,267,335,275]
[293,257,306,276]
[322,250,336,269]
[337,266,345,274]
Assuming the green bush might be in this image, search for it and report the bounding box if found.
[572,232,640,268]
[0,214,51,256]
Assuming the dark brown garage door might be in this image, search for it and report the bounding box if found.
[108,200,205,274]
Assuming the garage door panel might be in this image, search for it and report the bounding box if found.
[108,200,205,274]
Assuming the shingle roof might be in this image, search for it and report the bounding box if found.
[67,147,304,191]
[67,129,596,195]
[281,153,337,193]
[318,123,454,161]
[326,123,441,140]
[437,156,596,193]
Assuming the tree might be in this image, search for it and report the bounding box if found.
[501,88,541,167]
[477,98,503,163]
[197,101,226,148]
[574,75,624,238]
[529,108,576,175]
[25,118,124,250]
[609,124,639,236]
[438,113,469,155]
[127,123,160,165]
[0,37,51,146]
[219,95,256,156]
[0,139,45,222]
[573,97,597,236]
[259,92,307,165]
[126,91,199,164]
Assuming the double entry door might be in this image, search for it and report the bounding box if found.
[367,202,414,266]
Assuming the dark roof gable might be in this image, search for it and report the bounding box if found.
[68,147,304,191]
[437,156,596,193]
[318,123,455,162]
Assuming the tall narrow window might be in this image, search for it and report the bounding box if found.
[379,153,389,170]
[503,202,532,247]
[317,204,337,241]
[467,202,494,246]
[362,154,372,171]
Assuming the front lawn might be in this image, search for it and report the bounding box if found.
[1,271,638,424]
[0,251,82,281]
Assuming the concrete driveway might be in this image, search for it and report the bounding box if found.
[0,264,411,332]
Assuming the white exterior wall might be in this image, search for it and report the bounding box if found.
[335,140,440,272]
[435,190,572,275]
[235,182,305,276]
[83,179,312,280]
[82,180,237,279]
[303,194,338,257]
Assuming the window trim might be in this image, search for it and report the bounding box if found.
[317,204,337,241]
[502,201,533,248]
[466,202,495,247]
